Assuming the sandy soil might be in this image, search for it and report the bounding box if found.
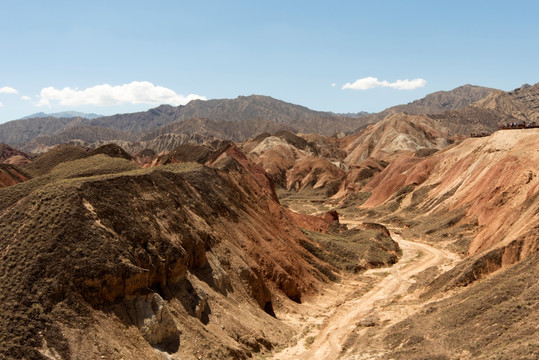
[269,222,461,360]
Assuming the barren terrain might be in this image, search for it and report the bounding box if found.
[1,82,538,359]
[269,222,461,360]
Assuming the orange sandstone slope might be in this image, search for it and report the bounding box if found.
[359,154,428,207]
[417,129,538,258]
[242,115,451,201]
[242,133,310,187]
[362,128,539,265]
[328,113,450,201]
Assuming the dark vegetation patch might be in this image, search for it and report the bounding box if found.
[160,143,214,164]
[23,145,90,177]
[379,215,419,229]
[277,187,333,214]
[0,155,139,212]
[407,266,441,293]
[414,148,439,158]
[422,237,532,298]
[395,184,416,200]
[273,130,315,153]
[135,148,156,157]
[420,183,461,212]
[413,209,475,252]
[338,192,372,210]
[89,143,133,160]
[299,227,401,273]
[407,184,438,208]
[252,132,271,143]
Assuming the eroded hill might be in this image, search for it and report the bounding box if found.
[0,144,399,359]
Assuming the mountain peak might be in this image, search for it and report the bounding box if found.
[20,111,103,120]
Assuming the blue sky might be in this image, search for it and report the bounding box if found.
[0,0,538,123]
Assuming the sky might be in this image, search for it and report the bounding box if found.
[0,0,538,123]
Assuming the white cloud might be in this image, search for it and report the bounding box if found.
[0,101,3,107]
[37,81,206,107]
[331,83,336,87]
[342,77,426,90]
[21,95,31,101]
[0,86,18,94]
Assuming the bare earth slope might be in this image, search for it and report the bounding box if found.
[344,113,449,165]
[396,129,539,260]
[0,157,314,359]
[0,144,399,359]
[0,164,30,188]
[353,128,539,273]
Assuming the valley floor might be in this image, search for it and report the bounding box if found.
[268,221,462,360]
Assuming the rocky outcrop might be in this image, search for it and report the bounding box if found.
[120,293,180,352]
[22,144,90,176]
[332,158,386,199]
[207,142,280,202]
[132,148,157,167]
[287,210,340,234]
[156,143,216,166]
[360,84,495,124]
[358,222,391,237]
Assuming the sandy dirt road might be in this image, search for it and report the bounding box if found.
[270,227,460,360]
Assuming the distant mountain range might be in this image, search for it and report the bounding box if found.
[1,84,537,153]
[362,84,496,123]
[333,111,372,118]
[19,111,103,120]
[0,95,374,152]
[430,82,539,134]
